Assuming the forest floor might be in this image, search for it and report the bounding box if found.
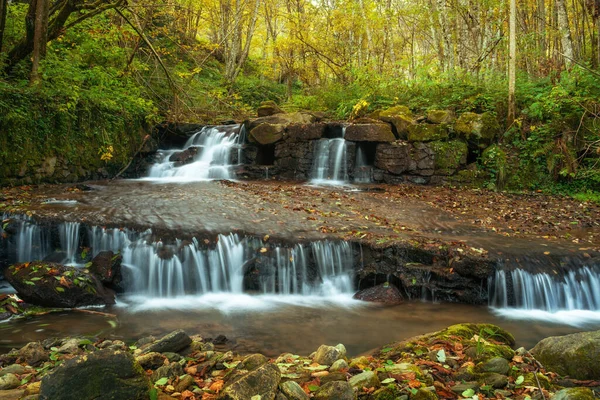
[1,180,598,257]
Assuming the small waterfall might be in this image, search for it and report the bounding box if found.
[489,266,600,312]
[310,127,348,185]
[354,145,373,183]
[59,222,81,266]
[16,219,50,263]
[146,125,242,182]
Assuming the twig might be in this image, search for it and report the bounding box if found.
[72,308,117,318]
[534,369,547,400]
[112,134,151,180]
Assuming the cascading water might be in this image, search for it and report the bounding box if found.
[59,222,81,266]
[354,146,373,183]
[310,128,348,185]
[16,219,50,263]
[145,125,243,182]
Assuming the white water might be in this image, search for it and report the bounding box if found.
[144,125,243,182]
[354,145,373,183]
[489,266,600,326]
[59,222,81,266]
[310,128,349,185]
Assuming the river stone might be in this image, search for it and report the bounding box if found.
[552,388,597,400]
[479,357,510,375]
[219,362,280,400]
[89,250,122,288]
[175,374,195,392]
[0,373,19,390]
[136,352,166,370]
[313,344,346,365]
[314,381,355,400]
[348,370,380,390]
[353,283,403,305]
[320,371,347,384]
[141,330,192,354]
[57,338,84,354]
[345,124,395,142]
[450,382,479,394]
[280,380,309,400]
[152,362,184,381]
[17,342,48,366]
[482,372,508,388]
[5,262,115,308]
[329,359,348,372]
[531,330,600,380]
[0,364,31,377]
[240,354,268,370]
[39,349,151,400]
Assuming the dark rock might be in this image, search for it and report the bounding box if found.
[141,330,192,354]
[219,361,280,400]
[5,262,115,308]
[257,101,284,117]
[280,381,309,400]
[320,371,348,384]
[314,381,354,400]
[39,349,151,400]
[345,124,396,142]
[450,382,478,394]
[136,352,166,370]
[17,342,49,366]
[374,141,411,174]
[155,122,204,148]
[169,147,199,166]
[531,330,600,380]
[479,357,510,375]
[151,362,184,381]
[482,372,508,388]
[212,335,228,345]
[89,251,123,289]
[286,123,325,141]
[353,282,403,305]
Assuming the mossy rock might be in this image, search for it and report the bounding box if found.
[377,106,415,139]
[410,388,438,399]
[249,123,286,145]
[440,324,515,346]
[426,110,455,124]
[429,140,468,174]
[407,124,448,142]
[454,112,500,149]
[257,101,284,117]
[372,386,404,400]
[552,387,597,400]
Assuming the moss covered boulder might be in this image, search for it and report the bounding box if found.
[249,123,286,145]
[246,112,316,131]
[377,106,415,139]
[407,124,449,142]
[219,353,281,400]
[552,388,597,400]
[531,330,600,380]
[430,140,468,175]
[454,112,500,149]
[426,110,455,124]
[257,101,284,117]
[345,123,395,142]
[5,262,115,308]
[39,349,151,400]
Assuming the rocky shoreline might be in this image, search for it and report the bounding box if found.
[0,323,598,399]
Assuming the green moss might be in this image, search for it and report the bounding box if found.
[380,105,413,118]
[552,387,597,400]
[441,324,515,346]
[430,140,468,172]
[410,388,438,399]
[373,386,404,400]
[454,112,500,147]
[426,110,455,124]
[407,124,449,142]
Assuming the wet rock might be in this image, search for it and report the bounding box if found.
[353,282,403,305]
[169,147,199,166]
[39,349,150,400]
[163,352,182,363]
[5,262,115,308]
[313,344,346,365]
[141,330,192,354]
[219,362,280,400]
[531,330,600,380]
[18,342,48,366]
[0,373,19,390]
[136,352,166,370]
[377,105,415,139]
[241,354,268,370]
[552,388,597,400]
[0,364,31,377]
[348,370,380,390]
[407,124,448,142]
[175,374,195,392]
[450,382,479,394]
[454,112,500,149]
[56,338,84,354]
[152,362,184,381]
[329,359,348,372]
[89,251,123,289]
[426,110,455,125]
[135,336,156,348]
[257,101,284,117]
[314,381,355,400]
[280,381,309,400]
[345,124,395,142]
[479,357,510,375]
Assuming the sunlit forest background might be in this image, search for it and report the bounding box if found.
[0,0,598,195]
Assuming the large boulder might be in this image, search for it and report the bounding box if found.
[5,262,115,308]
[353,283,403,305]
[407,124,449,142]
[249,123,286,145]
[219,354,281,400]
[257,101,284,117]
[531,330,600,380]
[89,251,122,290]
[454,112,501,149]
[39,349,151,400]
[345,124,395,142]
[286,123,325,141]
[246,112,316,131]
[427,109,455,124]
[168,147,199,167]
[376,105,415,139]
[430,140,468,175]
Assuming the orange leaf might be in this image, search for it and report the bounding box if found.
[408,379,422,388]
[59,276,71,288]
[181,390,196,400]
[209,380,224,393]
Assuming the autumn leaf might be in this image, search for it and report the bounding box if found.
[209,380,224,393]
[59,276,71,287]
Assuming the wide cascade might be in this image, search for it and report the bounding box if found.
[3,219,356,298]
[146,124,244,182]
[488,265,600,312]
[310,128,348,185]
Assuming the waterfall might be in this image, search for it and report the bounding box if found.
[145,125,243,182]
[354,145,373,183]
[310,127,348,185]
[16,219,50,263]
[59,222,81,266]
[489,266,600,312]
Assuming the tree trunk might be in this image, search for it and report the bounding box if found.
[30,0,50,84]
[556,0,575,66]
[0,0,7,54]
[508,0,517,126]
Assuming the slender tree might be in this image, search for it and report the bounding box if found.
[508,0,517,125]
[0,0,7,54]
